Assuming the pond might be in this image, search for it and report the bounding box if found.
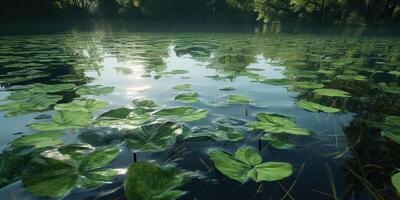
[0,32,399,200]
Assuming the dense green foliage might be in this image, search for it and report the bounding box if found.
[1,0,399,25]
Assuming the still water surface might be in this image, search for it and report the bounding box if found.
[0,32,399,200]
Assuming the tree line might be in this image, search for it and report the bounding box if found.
[0,0,399,25]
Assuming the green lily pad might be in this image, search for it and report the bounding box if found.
[155,107,208,122]
[260,78,291,86]
[313,88,351,97]
[21,147,119,198]
[296,100,340,113]
[30,83,76,93]
[291,82,324,90]
[0,94,62,117]
[30,111,94,131]
[183,126,244,142]
[373,116,400,144]
[247,113,311,135]
[11,132,64,148]
[124,161,191,200]
[97,107,151,126]
[220,87,235,91]
[209,147,292,183]
[132,99,158,109]
[125,122,182,152]
[172,84,192,91]
[382,87,400,94]
[260,135,296,149]
[391,171,400,193]
[54,99,109,112]
[76,85,115,96]
[228,94,249,104]
[174,92,199,103]
[167,69,189,74]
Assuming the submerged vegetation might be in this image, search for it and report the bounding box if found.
[0,32,399,200]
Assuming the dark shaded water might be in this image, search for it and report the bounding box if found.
[0,32,399,200]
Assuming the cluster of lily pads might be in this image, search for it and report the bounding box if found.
[0,78,315,200]
[1,33,400,199]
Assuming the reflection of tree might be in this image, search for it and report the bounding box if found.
[0,33,104,88]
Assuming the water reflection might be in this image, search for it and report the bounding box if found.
[0,32,399,200]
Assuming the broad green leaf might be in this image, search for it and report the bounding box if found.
[155,107,208,122]
[0,94,62,117]
[260,78,291,86]
[97,107,151,126]
[132,99,158,109]
[30,83,76,93]
[392,172,400,193]
[382,87,400,94]
[21,147,119,198]
[183,126,244,142]
[55,99,108,112]
[261,135,296,149]
[247,113,310,135]
[209,147,292,183]
[220,87,235,91]
[125,122,182,152]
[373,116,400,144]
[291,82,324,90]
[124,161,190,200]
[234,147,262,166]
[76,85,114,96]
[21,155,79,198]
[208,150,251,182]
[228,94,249,104]
[296,100,340,113]
[174,92,199,103]
[313,88,350,97]
[30,111,94,131]
[252,162,292,182]
[79,147,120,172]
[11,132,64,148]
[172,84,192,91]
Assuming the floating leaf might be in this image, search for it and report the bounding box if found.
[155,107,208,122]
[0,94,62,117]
[11,132,64,148]
[76,85,115,96]
[391,172,400,193]
[209,147,292,183]
[260,78,291,86]
[30,111,94,131]
[228,94,249,104]
[172,84,192,91]
[55,99,108,112]
[296,100,340,113]
[125,122,182,152]
[313,88,351,97]
[291,82,324,90]
[174,92,199,103]
[260,135,296,149]
[373,116,400,144]
[97,107,151,126]
[21,147,119,198]
[220,87,235,91]
[30,83,76,93]
[132,99,158,109]
[183,126,243,142]
[124,161,190,200]
[247,113,310,135]
[382,87,400,94]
